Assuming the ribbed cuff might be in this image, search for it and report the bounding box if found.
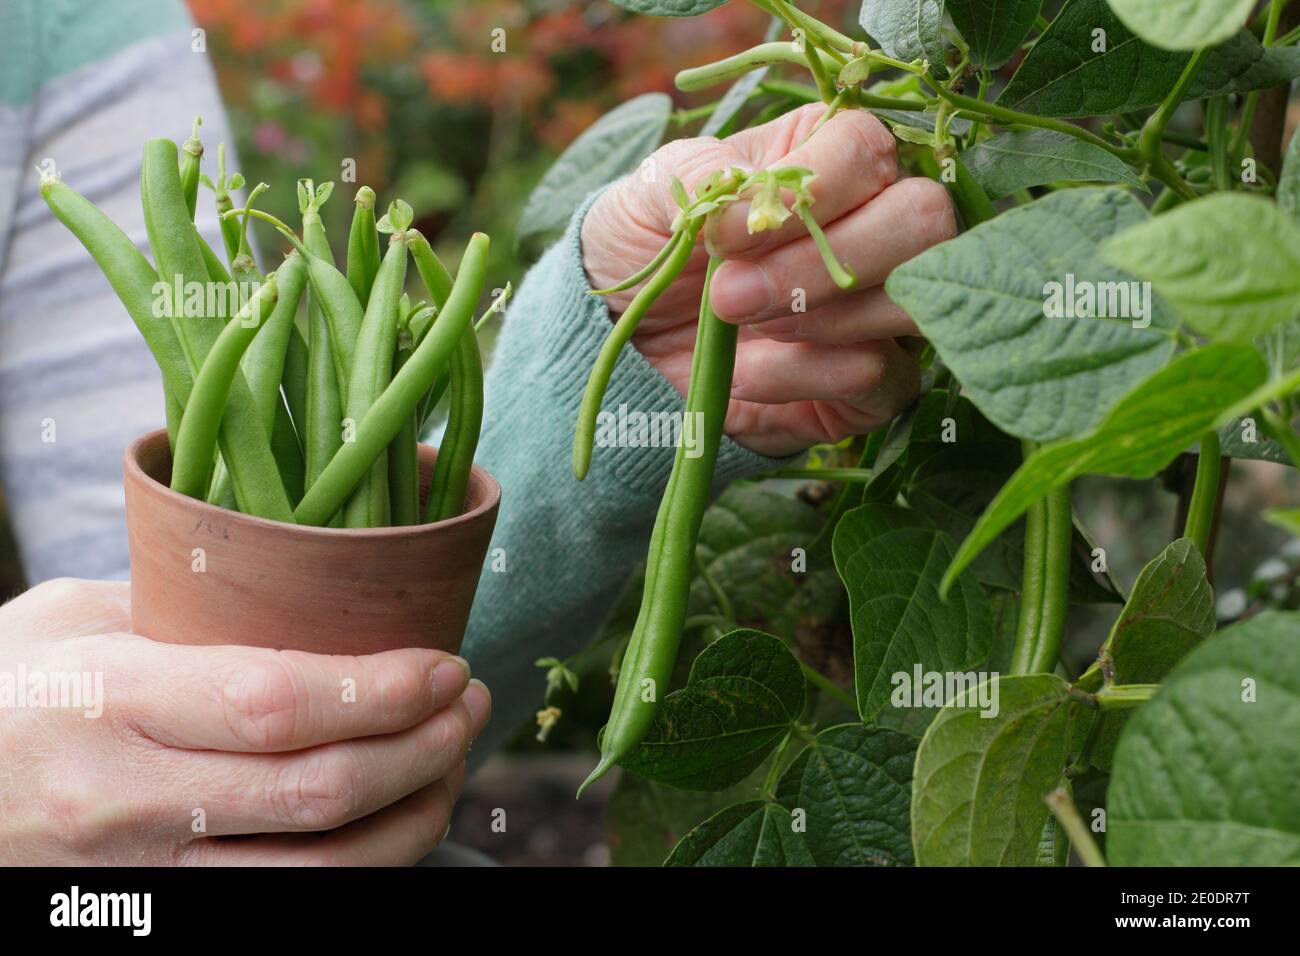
[534,187,792,496]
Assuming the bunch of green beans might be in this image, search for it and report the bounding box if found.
[40,117,493,529]
[577,167,854,794]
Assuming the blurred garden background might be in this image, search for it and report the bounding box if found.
[2,0,1299,865]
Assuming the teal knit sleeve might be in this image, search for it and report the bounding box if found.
[462,189,786,760]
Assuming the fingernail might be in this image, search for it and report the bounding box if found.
[463,678,492,733]
[432,656,472,707]
[711,260,773,319]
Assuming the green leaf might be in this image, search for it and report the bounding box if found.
[775,724,917,866]
[961,129,1148,199]
[1107,0,1255,52]
[517,93,671,242]
[1090,539,1216,772]
[942,343,1269,592]
[912,674,1089,866]
[1036,778,1072,866]
[833,505,992,723]
[999,0,1300,117]
[946,0,1042,68]
[606,765,771,866]
[859,0,947,69]
[1278,128,1300,224]
[1109,612,1300,865]
[609,0,728,14]
[1265,507,1300,537]
[885,188,1178,442]
[619,629,806,790]
[1219,416,1288,464]
[664,801,814,866]
[899,391,1122,602]
[1101,194,1300,342]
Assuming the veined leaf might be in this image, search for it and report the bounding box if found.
[619,629,806,791]
[1109,612,1300,865]
[1090,539,1215,772]
[1101,194,1300,342]
[912,675,1088,866]
[664,801,814,866]
[941,343,1269,592]
[517,93,671,242]
[1107,0,1255,52]
[962,129,1147,199]
[885,188,1177,443]
[833,505,992,723]
[1277,128,1300,223]
[775,724,917,866]
[1000,0,1300,117]
[859,0,947,69]
[946,0,1042,69]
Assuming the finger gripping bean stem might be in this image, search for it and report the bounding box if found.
[293,232,489,527]
[572,226,697,481]
[171,276,280,500]
[579,256,737,795]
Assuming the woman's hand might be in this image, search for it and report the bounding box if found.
[581,102,955,458]
[0,578,489,865]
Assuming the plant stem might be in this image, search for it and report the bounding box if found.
[1010,443,1073,675]
[935,89,1126,156]
[800,662,856,711]
[1183,431,1222,555]
[1092,684,1160,710]
[760,728,795,798]
[769,467,875,482]
[1045,789,1107,867]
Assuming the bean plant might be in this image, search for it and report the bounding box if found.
[528,0,1300,866]
[42,123,503,529]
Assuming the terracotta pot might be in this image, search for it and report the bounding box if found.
[123,429,500,655]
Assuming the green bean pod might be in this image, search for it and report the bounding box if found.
[425,323,483,522]
[178,117,203,221]
[39,174,193,448]
[171,275,280,500]
[572,226,696,481]
[294,232,489,527]
[305,301,343,495]
[386,338,421,525]
[347,186,381,307]
[141,138,292,520]
[282,320,310,445]
[242,251,309,503]
[580,256,737,795]
[284,237,363,395]
[341,231,410,527]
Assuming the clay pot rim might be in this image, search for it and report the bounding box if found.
[124,428,501,540]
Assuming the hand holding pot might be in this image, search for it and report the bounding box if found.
[0,579,490,865]
[581,102,956,457]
